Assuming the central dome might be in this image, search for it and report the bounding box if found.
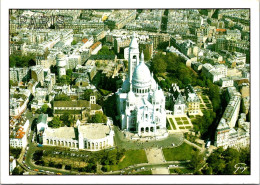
[132,62,151,84]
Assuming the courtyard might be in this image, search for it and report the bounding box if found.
[113,126,184,150]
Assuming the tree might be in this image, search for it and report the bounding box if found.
[71,40,77,45]
[66,69,73,77]
[48,116,61,128]
[82,89,94,101]
[41,104,49,114]
[189,150,204,172]
[151,58,167,74]
[10,80,14,88]
[123,60,128,68]
[143,47,151,61]
[10,147,22,159]
[97,46,115,55]
[50,65,58,76]
[90,112,107,123]
[60,113,74,127]
[33,150,43,161]
[12,167,23,175]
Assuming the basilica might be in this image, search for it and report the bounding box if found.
[116,33,168,139]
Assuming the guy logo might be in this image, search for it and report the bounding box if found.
[234,163,247,174]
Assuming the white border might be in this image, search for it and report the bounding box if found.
[1,0,259,184]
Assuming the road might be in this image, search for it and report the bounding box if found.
[18,111,191,175]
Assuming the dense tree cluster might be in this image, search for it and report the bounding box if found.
[33,150,43,161]
[203,147,250,175]
[151,52,197,89]
[192,109,216,138]
[82,89,94,101]
[97,46,115,56]
[9,53,36,68]
[92,71,119,93]
[189,150,205,173]
[40,104,53,116]
[12,166,24,175]
[48,116,62,128]
[60,113,75,127]
[10,147,22,159]
[89,112,107,124]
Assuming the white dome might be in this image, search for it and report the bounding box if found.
[132,62,151,85]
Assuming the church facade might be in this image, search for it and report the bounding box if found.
[116,33,168,138]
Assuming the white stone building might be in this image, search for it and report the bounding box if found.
[214,87,249,149]
[202,63,227,83]
[40,120,114,151]
[10,120,29,148]
[184,85,200,115]
[220,77,234,88]
[116,33,167,138]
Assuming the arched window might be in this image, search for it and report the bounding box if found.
[133,55,137,59]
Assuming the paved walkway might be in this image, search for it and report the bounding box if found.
[152,167,169,174]
[145,148,165,164]
[114,126,184,150]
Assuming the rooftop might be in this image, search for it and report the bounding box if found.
[45,127,77,140]
[79,124,111,139]
[54,100,90,108]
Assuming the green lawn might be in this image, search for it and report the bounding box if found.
[206,104,212,108]
[110,149,148,171]
[167,120,172,130]
[183,121,189,125]
[179,126,185,129]
[163,143,194,161]
[175,118,181,121]
[185,126,192,129]
[177,121,183,125]
[181,117,188,121]
[203,100,209,103]
[169,118,177,130]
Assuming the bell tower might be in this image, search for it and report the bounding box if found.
[128,32,139,84]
